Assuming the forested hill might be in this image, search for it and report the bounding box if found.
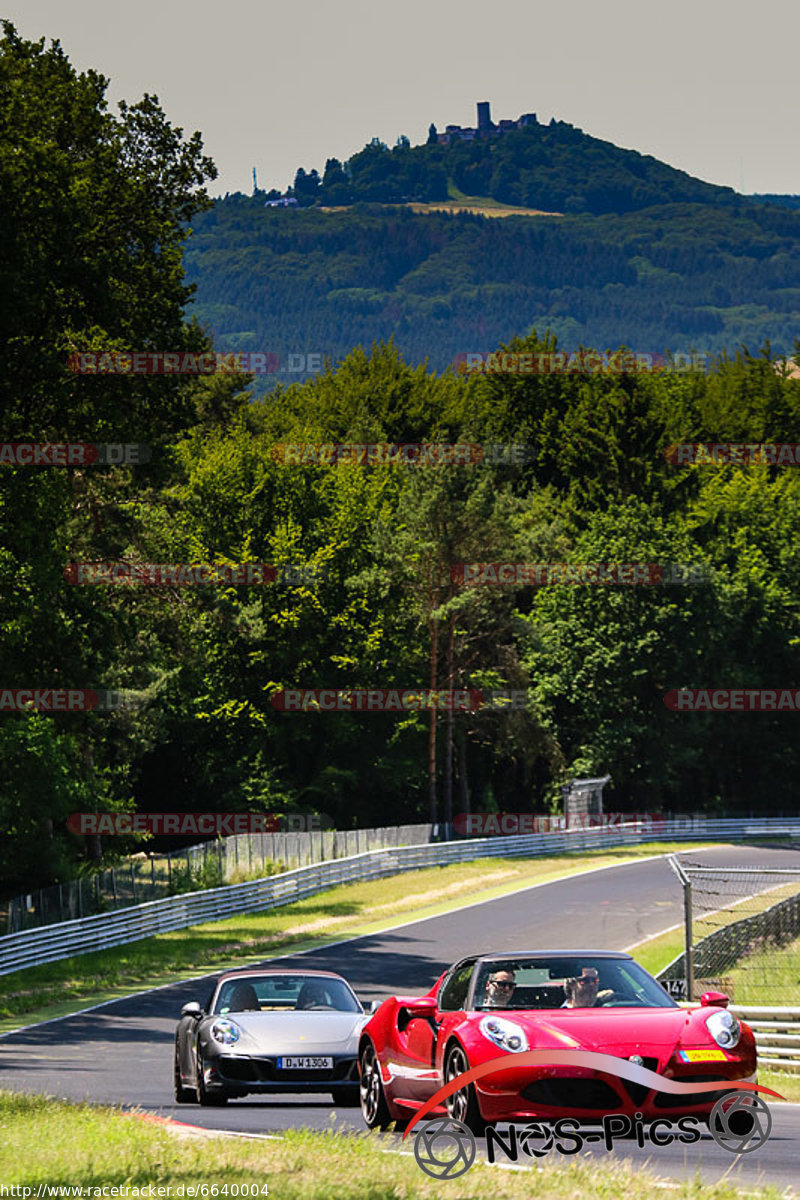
[184,197,800,372]
[277,118,741,215]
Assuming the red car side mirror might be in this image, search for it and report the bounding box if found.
[403,998,439,1020]
[699,990,730,1009]
[397,996,439,1034]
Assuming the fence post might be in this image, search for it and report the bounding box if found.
[683,877,694,1001]
[667,855,695,1001]
[150,856,156,899]
[130,862,138,904]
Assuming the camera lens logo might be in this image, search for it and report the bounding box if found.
[413,1116,476,1179]
[708,1093,772,1153]
[517,1121,556,1157]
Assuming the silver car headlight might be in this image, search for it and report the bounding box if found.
[705,1009,740,1049]
[211,1018,241,1045]
[479,1015,529,1053]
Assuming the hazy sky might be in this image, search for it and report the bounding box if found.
[5,0,799,197]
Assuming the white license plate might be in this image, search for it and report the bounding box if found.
[276,1055,333,1070]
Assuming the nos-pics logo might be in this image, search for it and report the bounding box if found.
[414,1094,773,1180]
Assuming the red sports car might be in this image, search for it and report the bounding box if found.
[358,950,756,1132]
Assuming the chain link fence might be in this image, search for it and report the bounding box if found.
[659,859,800,1005]
[0,823,434,934]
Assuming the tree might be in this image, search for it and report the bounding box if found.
[0,21,217,872]
[321,158,351,205]
[0,21,217,436]
[427,124,438,145]
[292,167,321,206]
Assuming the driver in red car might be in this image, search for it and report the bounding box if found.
[483,968,516,1007]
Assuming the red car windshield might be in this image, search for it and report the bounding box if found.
[474,957,678,1010]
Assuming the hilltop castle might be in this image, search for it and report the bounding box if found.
[436,101,538,146]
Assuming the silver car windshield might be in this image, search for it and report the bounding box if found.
[214,974,362,1014]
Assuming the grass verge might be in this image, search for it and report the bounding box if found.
[0,1091,789,1199]
[0,841,709,1032]
[726,933,800,1102]
[726,931,800,1005]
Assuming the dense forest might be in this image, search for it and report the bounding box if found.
[185,197,800,373]
[2,23,799,894]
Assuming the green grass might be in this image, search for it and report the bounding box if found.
[0,841,709,1032]
[760,1069,800,1101]
[0,1091,788,1199]
[725,931,800,1006]
[634,927,686,977]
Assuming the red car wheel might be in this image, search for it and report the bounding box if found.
[445,1043,485,1134]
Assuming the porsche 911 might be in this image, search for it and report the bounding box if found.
[175,967,369,1105]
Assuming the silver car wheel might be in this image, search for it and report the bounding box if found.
[359,1042,390,1129]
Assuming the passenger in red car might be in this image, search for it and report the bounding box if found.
[562,967,602,1007]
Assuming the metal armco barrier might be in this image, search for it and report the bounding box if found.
[1,817,798,977]
[731,1007,800,1074]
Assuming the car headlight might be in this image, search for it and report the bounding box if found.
[210,1018,241,1045]
[705,1009,740,1049]
[479,1016,529,1053]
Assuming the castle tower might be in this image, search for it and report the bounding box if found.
[477,101,491,132]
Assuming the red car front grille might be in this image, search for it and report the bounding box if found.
[521,1077,623,1110]
[653,1074,729,1108]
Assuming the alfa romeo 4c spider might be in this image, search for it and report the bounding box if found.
[358,950,756,1131]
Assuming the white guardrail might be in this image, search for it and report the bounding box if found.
[731,1007,800,1074]
[0,817,798,978]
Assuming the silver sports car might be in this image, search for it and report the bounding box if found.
[174,968,369,1106]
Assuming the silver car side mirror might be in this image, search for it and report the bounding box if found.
[181,1001,202,1018]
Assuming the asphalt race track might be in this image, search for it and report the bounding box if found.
[2,845,800,1191]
